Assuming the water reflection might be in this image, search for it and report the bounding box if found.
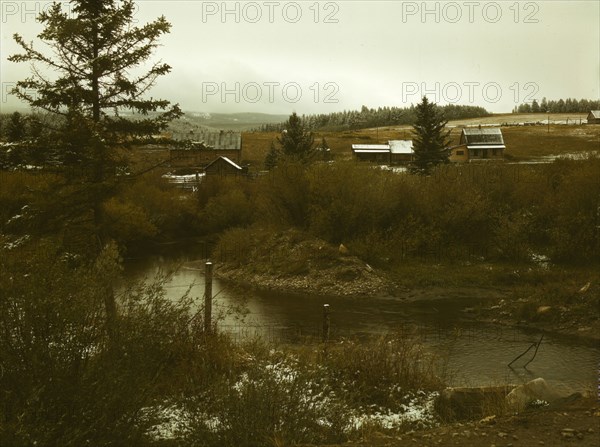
[123,252,599,393]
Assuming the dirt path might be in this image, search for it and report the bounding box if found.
[310,398,600,447]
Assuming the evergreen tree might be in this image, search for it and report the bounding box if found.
[264,141,280,170]
[9,0,181,173]
[409,96,450,175]
[6,112,27,142]
[9,0,182,337]
[275,112,315,162]
[9,0,181,234]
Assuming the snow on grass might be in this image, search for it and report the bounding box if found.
[143,350,441,442]
[141,404,192,441]
[3,234,30,250]
[348,391,439,431]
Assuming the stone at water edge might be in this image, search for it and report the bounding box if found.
[505,378,568,412]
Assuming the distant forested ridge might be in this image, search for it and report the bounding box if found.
[512,98,600,114]
[254,104,490,132]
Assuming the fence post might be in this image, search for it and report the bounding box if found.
[322,304,330,342]
[204,261,213,333]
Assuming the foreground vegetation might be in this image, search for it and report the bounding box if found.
[0,240,444,445]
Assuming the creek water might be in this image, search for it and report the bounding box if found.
[124,249,599,395]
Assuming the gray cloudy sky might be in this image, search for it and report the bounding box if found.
[1,0,599,114]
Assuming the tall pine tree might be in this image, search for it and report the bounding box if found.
[9,0,181,239]
[9,0,182,337]
[409,96,450,175]
[9,0,181,174]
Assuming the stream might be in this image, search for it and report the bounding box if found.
[124,249,599,395]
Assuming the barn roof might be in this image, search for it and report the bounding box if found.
[174,130,242,150]
[461,128,505,146]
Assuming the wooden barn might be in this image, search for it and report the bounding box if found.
[169,131,242,169]
[204,156,244,176]
[587,110,600,124]
[451,127,505,161]
[352,140,413,164]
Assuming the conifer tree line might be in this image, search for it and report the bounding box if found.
[254,104,490,132]
[513,98,600,114]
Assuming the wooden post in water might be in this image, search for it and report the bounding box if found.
[204,261,213,333]
[322,304,330,342]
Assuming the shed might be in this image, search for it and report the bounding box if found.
[351,144,391,163]
[352,140,414,164]
[204,156,243,176]
[587,111,600,124]
[459,128,505,160]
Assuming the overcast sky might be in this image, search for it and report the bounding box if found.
[1,0,599,114]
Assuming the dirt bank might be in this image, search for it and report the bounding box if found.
[306,397,600,447]
[214,229,395,297]
[214,229,599,340]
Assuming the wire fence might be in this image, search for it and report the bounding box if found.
[213,319,545,346]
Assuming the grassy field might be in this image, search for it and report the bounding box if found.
[131,113,599,174]
[238,114,599,168]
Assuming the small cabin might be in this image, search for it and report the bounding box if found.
[204,156,244,176]
[454,127,505,161]
[587,111,600,124]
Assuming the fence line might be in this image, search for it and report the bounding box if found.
[212,319,543,346]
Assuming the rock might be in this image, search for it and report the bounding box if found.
[505,378,562,413]
[536,305,552,314]
[479,415,497,425]
[338,243,349,255]
[498,432,508,438]
[578,282,591,293]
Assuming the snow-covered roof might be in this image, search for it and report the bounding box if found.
[465,144,506,150]
[461,128,504,145]
[462,127,503,136]
[353,149,390,153]
[588,110,600,119]
[389,140,413,154]
[352,144,390,151]
[205,156,242,170]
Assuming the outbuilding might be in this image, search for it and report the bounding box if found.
[204,156,244,176]
[587,110,600,124]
